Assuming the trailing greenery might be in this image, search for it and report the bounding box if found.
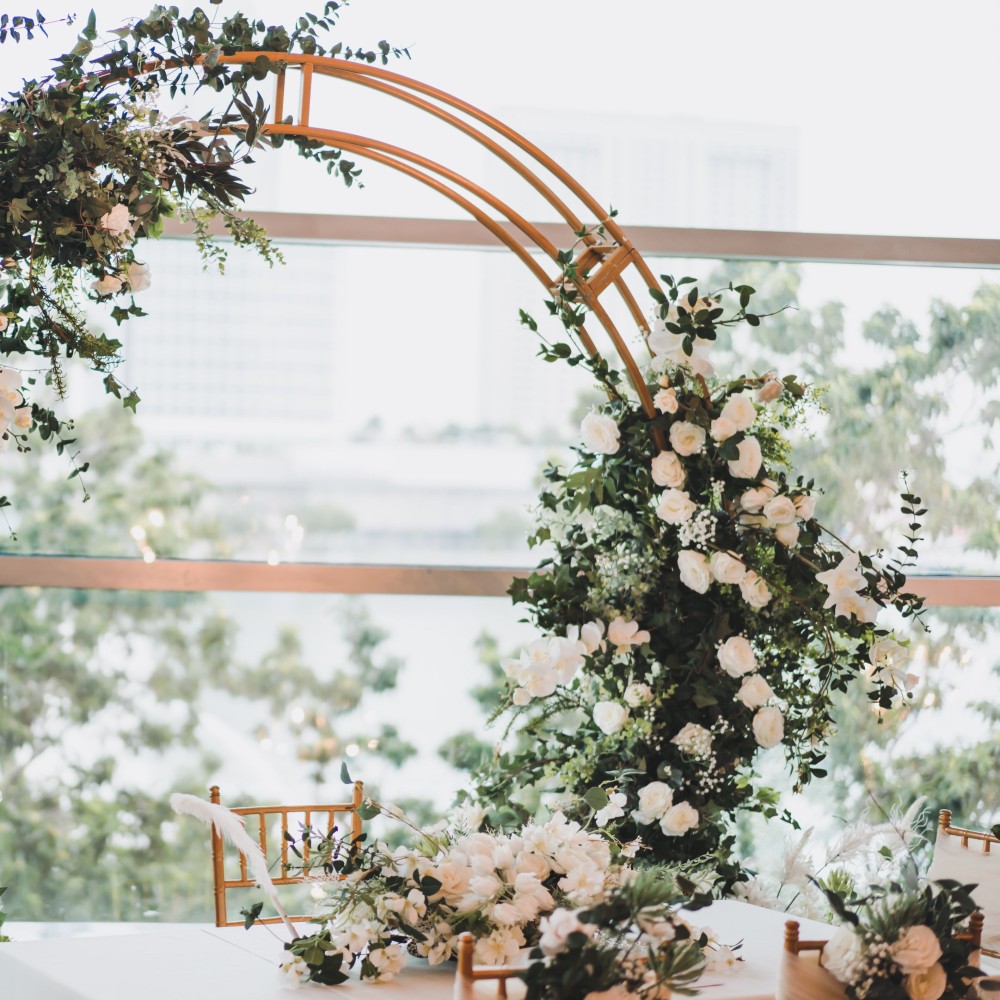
[0,3,406,512]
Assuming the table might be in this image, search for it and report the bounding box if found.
[0,900,868,1000]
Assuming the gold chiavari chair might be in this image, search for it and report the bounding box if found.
[209,781,364,927]
[453,931,525,1000]
[929,809,1000,959]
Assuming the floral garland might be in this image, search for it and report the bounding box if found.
[472,268,927,872]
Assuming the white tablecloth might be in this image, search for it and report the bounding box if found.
[0,900,856,1000]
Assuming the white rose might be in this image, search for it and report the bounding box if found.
[624,682,653,707]
[727,436,763,479]
[904,963,947,1000]
[717,635,757,677]
[710,416,737,442]
[890,925,943,976]
[669,420,706,457]
[821,925,863,983]
[656,488,696,525]
[653,387,678,414]
[752,706,784,748]
[633,781,673,824]
[677,549,712,593]
[593,701,629,736]
[793,494,816,520]
[580,412,621,455]
[736,673,773,708]
[98,203,131,235]
[126,261,151,292]
[763,495,798,525]
[660,801,699,836]
[92,274,123,296]
[651,450,686,488]
[740,570,772,608]
[710,551,747,585]
[720,393,756,431]
[774,521,800,547]
[757,378,783,403]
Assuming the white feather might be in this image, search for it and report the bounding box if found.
[170,792,278,899]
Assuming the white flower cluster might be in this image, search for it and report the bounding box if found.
[502,620,605,704]
[632,781,699,837]
[814,551,880,623]
[716,636,783,748]
[676,549,773,610]
[315,812,614,981]
[866,637,917,695]
[89,203,152,298]
[739,478,816,549]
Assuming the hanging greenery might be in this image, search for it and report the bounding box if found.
[0,3,406,515]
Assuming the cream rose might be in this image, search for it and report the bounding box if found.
[624,682,653,707]
[903,963,946,1000]
[634,781,673,824]
[660,801,699,836]
[891,925,942,976]
[757,378,783,403]
[717,635,758,677]
[752,706,784,748]
[677,550,712,593]
[763,495,797,525]
[821,925,863,982]
[736,673,773,708]
[580,412,621,455]
[774,521,800,547]
[126,261,151,292]
[98,203,131,235]
[740,570,772,608]
[593,701,629,736]
[651,450,686,488]
[709,551,747,585]
[656,488,696,525]
[720,393,756,431]
[669,420,706,457]
[710,416,737,442]
[727,436,763,479]
[793,494,816,520]
[653,387,679,414]
[92,274,123,296]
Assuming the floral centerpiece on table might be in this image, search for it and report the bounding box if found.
[472,266,926,871]
[279,800,621,986]
[519,866,731,1000]
[817,875,986,1000]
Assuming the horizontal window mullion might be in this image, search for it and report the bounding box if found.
[0,556,998,605]
[162,214,1000,269]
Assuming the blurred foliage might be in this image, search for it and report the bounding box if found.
[0,408,417,921]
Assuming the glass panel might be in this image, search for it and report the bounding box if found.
[3,242,997,575]
[1,2,998,236]
[0,588,531,922]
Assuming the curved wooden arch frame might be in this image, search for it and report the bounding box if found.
[157,53,667,424]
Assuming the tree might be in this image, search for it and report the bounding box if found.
[0,406,417,920]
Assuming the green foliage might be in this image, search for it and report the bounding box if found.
[0,4,408,510]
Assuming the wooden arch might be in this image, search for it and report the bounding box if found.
[209,54,665,420]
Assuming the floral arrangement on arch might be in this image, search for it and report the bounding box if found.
[816,874,986,1000]
[472,268,927,870]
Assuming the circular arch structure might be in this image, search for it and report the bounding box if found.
[184,55,669,426]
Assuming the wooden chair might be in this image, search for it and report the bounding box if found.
[209,781,364,927]
[453,931,524,999]
[929,809,1000,959]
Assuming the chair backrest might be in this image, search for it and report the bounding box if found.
[209,781,364,927]
[453,931,523,1000]
[929,809,1000,958]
